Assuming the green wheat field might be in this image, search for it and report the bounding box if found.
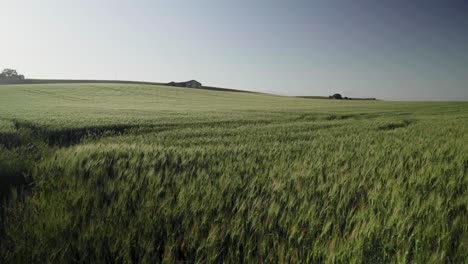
[0,83,467,263]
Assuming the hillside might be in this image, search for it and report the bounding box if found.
[0,83,467,263]
[1,79,256,94]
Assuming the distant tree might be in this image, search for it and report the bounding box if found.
[0,68,25,83]
[1,69,18,78]
[330,93,343,100]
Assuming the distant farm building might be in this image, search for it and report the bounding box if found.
[168,80,202,88]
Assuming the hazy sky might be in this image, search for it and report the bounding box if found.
[1,0,467,100]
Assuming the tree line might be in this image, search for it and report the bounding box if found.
[0,69,25,83]
[329,93,376,100]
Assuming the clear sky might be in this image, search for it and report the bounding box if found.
[1,0,467,100]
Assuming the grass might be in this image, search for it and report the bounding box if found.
[0,83,467,263]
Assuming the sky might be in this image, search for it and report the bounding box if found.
[1,0,467,101]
